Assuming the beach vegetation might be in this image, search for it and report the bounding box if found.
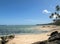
[50,5,60,25]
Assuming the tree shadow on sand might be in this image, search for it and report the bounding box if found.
[0,35,15,44]
[32,31,60,44]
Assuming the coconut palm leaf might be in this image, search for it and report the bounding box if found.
[49,16,52,18]
[58,15,60,18]
[56,5,60,11]
[55,12,57,14]
[51,13,54,16]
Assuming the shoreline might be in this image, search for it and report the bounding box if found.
[0,25,60,44]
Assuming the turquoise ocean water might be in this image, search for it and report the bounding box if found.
[0,25,48,35]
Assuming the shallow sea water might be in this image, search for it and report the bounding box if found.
[0,25,48,35]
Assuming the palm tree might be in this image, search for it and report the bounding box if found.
[49,12,58,20]
[50,5,60,19]
[56,5,60,11]
[49,13,54,18]
[49,5,60,25]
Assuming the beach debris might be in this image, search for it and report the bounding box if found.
[32,40,47,44]
[32,31,60,44]
[0,35,15,44]
[8,35,15,39]
[48,31,60,42]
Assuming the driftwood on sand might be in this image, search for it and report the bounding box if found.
[0,35,15,44]
[32,31,60,44]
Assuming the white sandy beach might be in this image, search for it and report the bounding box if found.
[7,25,60,44]
[7,33,49,44]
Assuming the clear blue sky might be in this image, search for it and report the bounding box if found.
[0,0,60,25]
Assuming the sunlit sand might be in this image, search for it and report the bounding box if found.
[7,25,60,44]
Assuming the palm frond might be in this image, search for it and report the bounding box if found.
[56,5,60,11]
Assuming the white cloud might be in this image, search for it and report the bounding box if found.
[43,9,51,14]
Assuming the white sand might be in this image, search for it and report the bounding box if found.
[7,33,49,44]
[7,25,60,44]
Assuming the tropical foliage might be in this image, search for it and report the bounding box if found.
[50,5,60,25]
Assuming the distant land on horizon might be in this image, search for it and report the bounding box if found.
[0,22,58,26]
[36,23,54,26]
